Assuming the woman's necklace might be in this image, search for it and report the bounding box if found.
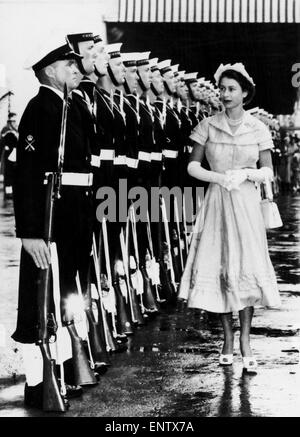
[225,111,245,126]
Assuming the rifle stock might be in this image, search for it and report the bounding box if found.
[140,266,159,313]
[160,196,177,294]
[65,321,98,386]
[89,236,112,362]
[158,258,177,305]
[174,197,184,274]
[85,307,111,365]
[119,229,144,326]
[40,343,67,412]
[145,212,165,304]
[129,281,145,325]
[94,299,119,352]
[113,278,134,336]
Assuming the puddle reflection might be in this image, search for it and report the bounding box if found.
[217,367,254,417]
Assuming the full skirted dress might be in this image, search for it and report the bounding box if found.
[178,111,281,313]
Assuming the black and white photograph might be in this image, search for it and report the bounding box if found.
[0,0,299,420]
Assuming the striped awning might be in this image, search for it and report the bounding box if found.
[106,0,300,23]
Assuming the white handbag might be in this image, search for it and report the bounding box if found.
[260,179,283,229]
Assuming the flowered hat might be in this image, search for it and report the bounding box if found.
[214,63,256,87]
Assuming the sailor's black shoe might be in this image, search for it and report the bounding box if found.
[24,382,43,409]
[91,361,109,376]
[24,382,82,409]
[64,384,83,399]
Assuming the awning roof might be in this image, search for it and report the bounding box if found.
[105,0,300,24]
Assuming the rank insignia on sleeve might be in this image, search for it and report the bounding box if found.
[25,135,35,151]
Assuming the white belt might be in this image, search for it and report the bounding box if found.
[44,172,93,187]
[114,155,127,165]
[100,149,115,160]
[151,152,162,161]
[163,149,178,159]
[138,151,151,162]
[126,157,139,169]
[91,155,101,168]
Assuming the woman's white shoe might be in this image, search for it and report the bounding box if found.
[242,357,258,374]
[219,354,233,366]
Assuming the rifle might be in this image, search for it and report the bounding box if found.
[75,269,110,369]
[36,85,69,412]
[89,234,112,364]
[128,206,146,314]
[174,197,184,274]
[113,258,134,335]
[146,211,165,304]
[60,273,98,387]
[129,207,158,313]
[102,218,133,337]
[160,196,177,291]
[120,227,144,326]
[159,196,177,304]
[182,193,190,259]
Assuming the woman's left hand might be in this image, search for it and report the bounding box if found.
[225,169,248,190]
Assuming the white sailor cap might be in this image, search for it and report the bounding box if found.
[66,32,94,45]
[136,52,151,66]
[177,70,186,80]
[248,106,259,114]
[204,80,212,88]
[149,57,159,71]
[24,32,82,72]
[171,64,180,75]
[184,72,198,83]
[157,60,172,75]
[94,35,103,44]
[122,52,138,67]
[105,43,123,58]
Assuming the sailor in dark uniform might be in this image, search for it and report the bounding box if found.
[174,70,193,144]
[66,32,99,167]
[94,43,127,274]
[147,57,165,191]
[207,84,223,115]
[187,75,212,199]
[146,57,167,262]
[120,52,140,188]
[133,52,156,264]
[200,79,213,118]
[154,60,184,280]
[105,43,127,184]
[91,36,116,187]
[60,32,114,372]
[12,36,95,409]
[155,60,182,190]
[184,72,202,126]
[173,70,194,189]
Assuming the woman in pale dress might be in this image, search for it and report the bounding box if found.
[179,63,281,373]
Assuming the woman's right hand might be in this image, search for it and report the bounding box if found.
[188,161,234,191]
[21,238,51,269]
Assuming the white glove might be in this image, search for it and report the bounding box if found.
[188,161,233,191]
[246,167,273,183]
[225,169,248,190]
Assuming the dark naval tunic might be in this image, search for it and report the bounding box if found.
[12,86,94,343]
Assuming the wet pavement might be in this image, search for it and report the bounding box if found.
[0,186,300,417]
